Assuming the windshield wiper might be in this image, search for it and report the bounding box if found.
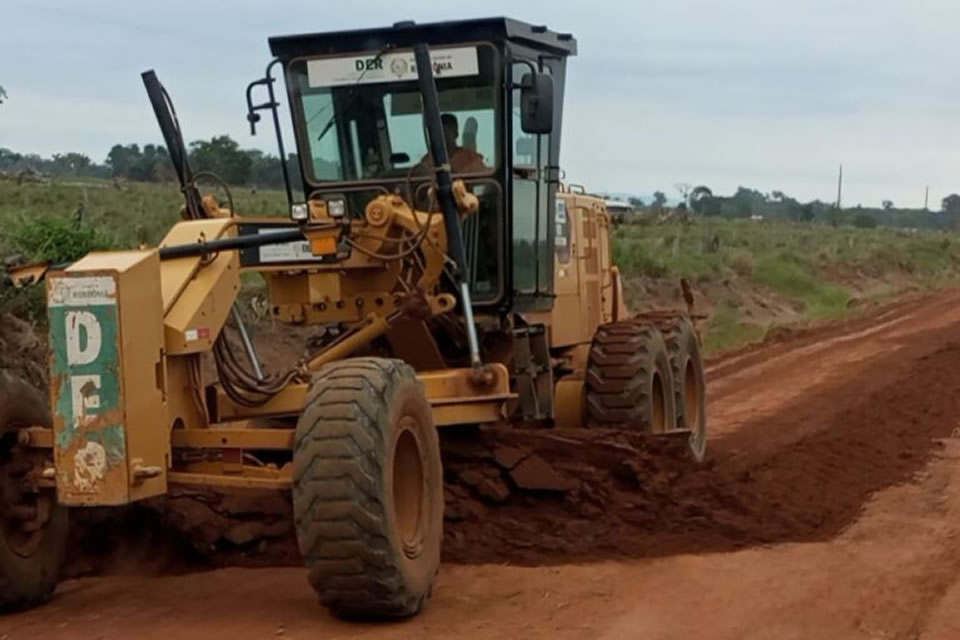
[315,48,388,142]
[316,116,337,142]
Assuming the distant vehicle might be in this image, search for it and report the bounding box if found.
[606,200,635,225]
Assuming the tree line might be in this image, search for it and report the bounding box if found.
[618,185,960,232]
[5,135,960,233]
[0,135,301,189]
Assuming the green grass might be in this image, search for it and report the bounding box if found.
[613,219,960,284]
[0,178,288,256]
[0,179,289,321]
[612,218,960,354]
[3,179,959,355]
[703,304,766,354]
[752,252,850,319]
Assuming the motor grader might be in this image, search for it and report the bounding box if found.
[0,17,706,620]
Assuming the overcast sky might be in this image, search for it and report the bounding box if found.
[3,0,959,207]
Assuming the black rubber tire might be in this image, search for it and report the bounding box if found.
[663,317,708,462]
[293,358,443,621]
[586,322,677,433]
[0,372,68,612]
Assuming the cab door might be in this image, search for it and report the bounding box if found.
[510,59,553,309]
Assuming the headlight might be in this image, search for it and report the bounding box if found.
[327,198,347,217]
[290,203,308,221]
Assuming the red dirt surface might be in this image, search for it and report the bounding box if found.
[7,289,960,638]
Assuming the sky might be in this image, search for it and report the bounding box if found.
[2,0,959,208]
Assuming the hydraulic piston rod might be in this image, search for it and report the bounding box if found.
[413,41,483,369]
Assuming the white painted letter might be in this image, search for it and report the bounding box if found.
[66,311,102,366]
[70,374,102,427]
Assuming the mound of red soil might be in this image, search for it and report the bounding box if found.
[64,326,960,574]
[0,312,47,391]
[12,290,960,580]
[440,324,960,566]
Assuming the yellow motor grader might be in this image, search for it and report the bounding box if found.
[0,17,706,619]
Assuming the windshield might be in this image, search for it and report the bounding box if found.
[288,44,500,184]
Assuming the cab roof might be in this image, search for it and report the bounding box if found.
[268,17,578,60]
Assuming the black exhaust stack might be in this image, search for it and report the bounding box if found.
[141,70,204,220]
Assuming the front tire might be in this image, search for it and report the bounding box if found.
[293,358,443,620]
[0,372,67,612]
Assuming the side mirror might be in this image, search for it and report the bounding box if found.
[520,72,554,134]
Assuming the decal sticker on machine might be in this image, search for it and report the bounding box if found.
[184,328,212,342]
[48,275,125,495]
[258,229,314,262]
[555,200,571,264]
[308,46,479,88]
[555,200,567,224]
[48,275,117,307]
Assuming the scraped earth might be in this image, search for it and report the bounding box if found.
[8,290,960,638]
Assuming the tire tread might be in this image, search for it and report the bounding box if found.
[294,358,436,619]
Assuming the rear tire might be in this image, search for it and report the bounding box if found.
[586,322,676,433]
[663,317,708,462]
[293,358,443,620]
[0,372,67,612]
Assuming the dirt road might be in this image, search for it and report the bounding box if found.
[8,290,960,639]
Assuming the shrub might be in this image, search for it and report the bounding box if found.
[7,215,115,264]
[728,249,754,277]
[0,215,115,323]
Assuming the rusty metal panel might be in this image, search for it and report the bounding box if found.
[48,273,130,504]
[48,251,168,506]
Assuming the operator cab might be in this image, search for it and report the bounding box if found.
[254,18,577,312]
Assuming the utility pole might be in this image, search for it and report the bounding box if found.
[924,186,929,211]
[836,164,843,209]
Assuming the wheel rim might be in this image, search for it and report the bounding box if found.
[683,360,701,429]
[651,373,666,433]
[683,360,707,462]
[393,418,425,559]
[688,428,707,463]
